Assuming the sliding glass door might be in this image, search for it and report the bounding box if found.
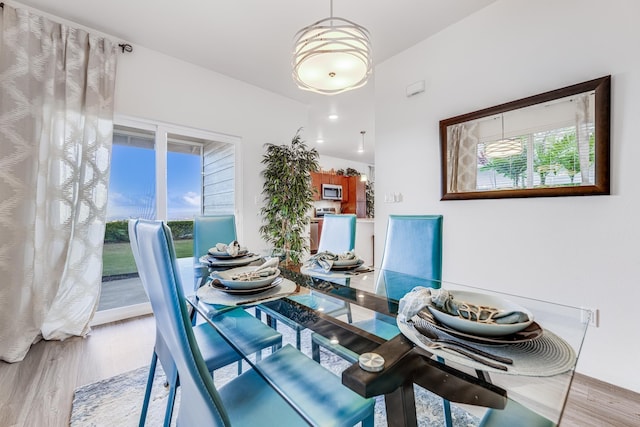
[95,119,237,324]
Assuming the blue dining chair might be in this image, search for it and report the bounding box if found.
[310,215,449,424]
[129,219,282,427]
[192,215,237,291]
[311,215,443,362]
[131,219,375,427]
[257,214,357,349]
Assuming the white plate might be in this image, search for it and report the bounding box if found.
[209,277,282,295]
[211,266,280,290]
[332,257,362,267]
[207,249,249,259]
[200,254,262,267]
[426,290,534,337]
[331,259,365,271]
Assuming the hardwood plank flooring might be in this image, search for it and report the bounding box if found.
[0,315,638,426]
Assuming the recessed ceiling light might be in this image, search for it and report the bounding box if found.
[328,114,339,120]
[316,139,324,144]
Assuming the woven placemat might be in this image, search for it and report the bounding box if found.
[398,316,577,376]
[196,277,298,306]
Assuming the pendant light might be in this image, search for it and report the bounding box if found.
[358,130,366,153]
[292,0,372,95]
[485,114,523,158]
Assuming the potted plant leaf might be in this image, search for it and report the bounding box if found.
[259,130,319,265]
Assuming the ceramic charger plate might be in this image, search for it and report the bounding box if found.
[427,290,534,337]
[211,265,281,290]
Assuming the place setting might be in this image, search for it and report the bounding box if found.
[300,250,373,278]
[196,257,299,306]
[198,240,262,268]
[397,287,577,376]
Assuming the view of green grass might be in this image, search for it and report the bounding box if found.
[102,239,194,277]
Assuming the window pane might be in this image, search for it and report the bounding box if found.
[167,140,202,259]
[99,126,155,312]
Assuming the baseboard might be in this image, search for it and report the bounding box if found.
[91,303,152,326]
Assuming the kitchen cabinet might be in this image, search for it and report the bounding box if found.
[341,176,366,217]
[311,172,322,201]
[310,172,350,202]
[310,172,366,217]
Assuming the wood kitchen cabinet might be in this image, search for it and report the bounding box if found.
[310,172,350,202]
[310,172,366,217]
[341,176,366,217]
[311,172,322,201]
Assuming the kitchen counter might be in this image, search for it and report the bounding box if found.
[356,217,374,223]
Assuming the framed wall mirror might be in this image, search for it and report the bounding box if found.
[439,76,610,200]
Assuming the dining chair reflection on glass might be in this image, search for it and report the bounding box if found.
[256,214,356,349]
[129,219,282,427]
[130,219,375,427]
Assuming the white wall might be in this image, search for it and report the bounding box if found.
[374,0,640,393]
[114,45,308,251]
[318,154,372,176]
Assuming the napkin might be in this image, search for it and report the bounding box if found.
[398,287,530,324]
[305,250,358,273]
[230,268,278,281]
[213,240,241,257]
[254,257,279,272]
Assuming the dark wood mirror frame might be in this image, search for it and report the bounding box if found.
[439,76,610,200]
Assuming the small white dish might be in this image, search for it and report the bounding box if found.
[427,290,534,337]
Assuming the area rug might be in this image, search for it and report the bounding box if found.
[71,322,479,426]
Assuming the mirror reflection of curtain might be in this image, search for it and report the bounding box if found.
[447,122,479,192]
[0,5,118,362]
[575,94,591,184]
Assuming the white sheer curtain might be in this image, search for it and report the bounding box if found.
[0,4,118,362]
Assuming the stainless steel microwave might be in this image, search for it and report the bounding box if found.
[321,183,343,200]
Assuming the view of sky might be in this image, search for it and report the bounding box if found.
[106,144,201,221]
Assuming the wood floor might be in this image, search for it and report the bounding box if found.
[0,315,638,427]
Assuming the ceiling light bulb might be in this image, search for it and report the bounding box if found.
[328,114,339,120]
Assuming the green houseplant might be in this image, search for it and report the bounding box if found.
[259,130,319,265]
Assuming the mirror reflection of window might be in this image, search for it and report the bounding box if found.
[449,92,595,192]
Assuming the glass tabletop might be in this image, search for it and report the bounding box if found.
[188,253,589,426]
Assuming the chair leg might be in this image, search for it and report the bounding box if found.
[362,411,375,427]
[311,340,321,363]
[138,352,158,427]
[163,382,177,427]
[437,356,453,427]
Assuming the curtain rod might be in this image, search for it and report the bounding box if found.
[0,3,132,53]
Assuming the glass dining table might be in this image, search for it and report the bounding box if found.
[186,253,589,427]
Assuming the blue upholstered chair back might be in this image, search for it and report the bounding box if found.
[131,219,229,426]
[375,215,443,306]
[193,215,237,259]
[318,214,356,253]
[128,219,178,384]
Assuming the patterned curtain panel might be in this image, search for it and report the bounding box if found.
[0,5,118,362]
[447,122,479,193]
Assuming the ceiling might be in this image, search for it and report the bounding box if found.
[14,0,497,164]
